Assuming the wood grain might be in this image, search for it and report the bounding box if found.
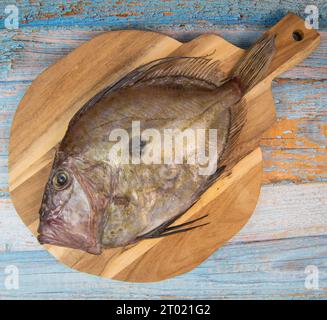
[1,29,326,82]
[0,0,326,297]
[8,14,321,281]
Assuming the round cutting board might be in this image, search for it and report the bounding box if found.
[9,13,320,282]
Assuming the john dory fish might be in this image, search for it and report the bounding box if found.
[38,34,276,254]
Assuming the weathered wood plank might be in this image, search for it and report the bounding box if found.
[0,235,326,299]
[1,29,326,81]
[262,79,327,184]
[1,183,326,252]
[232,183,327,243]
[0,0,326,29]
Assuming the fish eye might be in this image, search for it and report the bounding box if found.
[52,170,70,190]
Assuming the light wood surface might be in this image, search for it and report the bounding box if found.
[8,13,320,282]
[0,0,326,298]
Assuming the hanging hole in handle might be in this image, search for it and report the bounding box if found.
[292,30,304,41]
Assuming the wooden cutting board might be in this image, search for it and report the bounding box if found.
[8,13,320,282]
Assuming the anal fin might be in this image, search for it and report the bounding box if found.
[137,214,209,240]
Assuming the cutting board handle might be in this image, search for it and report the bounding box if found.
[264,12,320,80]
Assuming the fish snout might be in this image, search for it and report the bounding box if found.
[37,217,102,255]
[37,218,58,244]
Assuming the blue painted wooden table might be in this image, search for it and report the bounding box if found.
[0,1,326,299]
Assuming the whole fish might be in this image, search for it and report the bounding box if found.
[38,34,275,254]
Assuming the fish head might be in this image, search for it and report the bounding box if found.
[37,156,104,255]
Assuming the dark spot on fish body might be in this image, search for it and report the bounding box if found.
[113,195,130,207]
[129,136,147,158]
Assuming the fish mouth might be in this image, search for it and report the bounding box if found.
[37,235,55,245]
[37,233,76,249]
[37,224,102,255]
[37,234,66,247]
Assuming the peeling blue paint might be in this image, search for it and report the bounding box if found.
[0,1,326,30]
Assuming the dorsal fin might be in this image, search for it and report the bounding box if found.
[219,98,247,166]
[121,55,228,88]
[66,55,229,131]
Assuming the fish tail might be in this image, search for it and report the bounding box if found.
[233,33,276,92]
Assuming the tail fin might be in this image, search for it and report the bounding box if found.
[233,33,276,92]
